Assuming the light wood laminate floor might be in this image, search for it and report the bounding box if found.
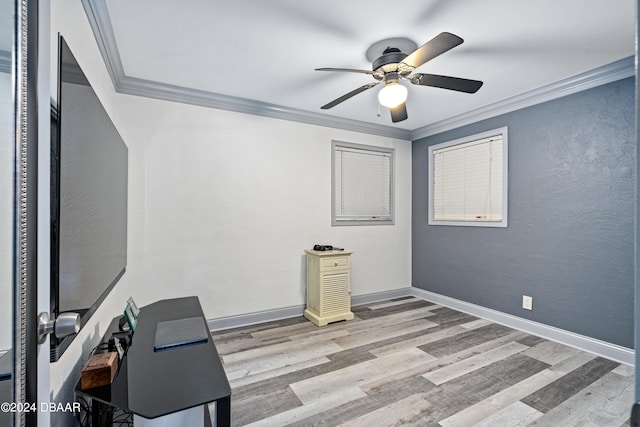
[211,297,633,426]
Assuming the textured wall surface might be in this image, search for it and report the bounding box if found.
[412,77,635,348]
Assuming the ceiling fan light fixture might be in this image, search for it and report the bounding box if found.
[378,82,408,108]
[316,32,481,123]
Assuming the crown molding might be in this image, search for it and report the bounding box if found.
[409,56,635,140]
[0,50,10,74]
[81,0,125,89]
[116,74,413,139]
[80,0,412,140]
[82,0,634,142]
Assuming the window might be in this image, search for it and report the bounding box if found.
[332,141,394,226]
[428,127,508,227]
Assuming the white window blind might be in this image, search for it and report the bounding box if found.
[333,142,393,225]
[429,128,507,227]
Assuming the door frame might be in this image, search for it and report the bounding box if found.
[13,0,43,425]
[632,0,640,421]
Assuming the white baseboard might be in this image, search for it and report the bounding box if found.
[207,287,412,332]
[411,288,634,366]
[206,286,634,366]
[351,287,412,306]
[207,304,305,332]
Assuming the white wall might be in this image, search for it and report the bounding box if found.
[115,97,412,319]
[49,0,411,424]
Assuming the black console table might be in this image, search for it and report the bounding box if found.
[75,297,231,426]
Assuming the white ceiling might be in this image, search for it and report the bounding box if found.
[99,0,635,136]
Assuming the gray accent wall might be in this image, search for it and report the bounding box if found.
[412,77,635,348]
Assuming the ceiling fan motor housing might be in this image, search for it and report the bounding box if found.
[372,47,409,76]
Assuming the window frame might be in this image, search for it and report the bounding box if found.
[428,127,508,228]
[332,140,395,226]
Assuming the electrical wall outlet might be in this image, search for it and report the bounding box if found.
[522,295,533,310]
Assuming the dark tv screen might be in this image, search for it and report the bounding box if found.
[51,36,128,360]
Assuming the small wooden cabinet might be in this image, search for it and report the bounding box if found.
[304,249,354,327]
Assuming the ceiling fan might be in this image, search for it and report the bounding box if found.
[316,32,483,123]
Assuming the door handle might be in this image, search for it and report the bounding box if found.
[37,312,80,343]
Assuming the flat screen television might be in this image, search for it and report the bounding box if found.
[50,35,128,361]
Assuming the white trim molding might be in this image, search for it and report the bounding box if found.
[207,288,412,332]
[81,0,633,142]
[206,285,634,367]
[207,304,305,333]
[81,0,125,90]
[79,0,411,140]
[411,56,635,140]
[411,288,634,366]
[116,75,412,140]
[350,288,412,306]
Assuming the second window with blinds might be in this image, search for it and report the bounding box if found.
[332,141,394,226]
[428,127,508,227]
